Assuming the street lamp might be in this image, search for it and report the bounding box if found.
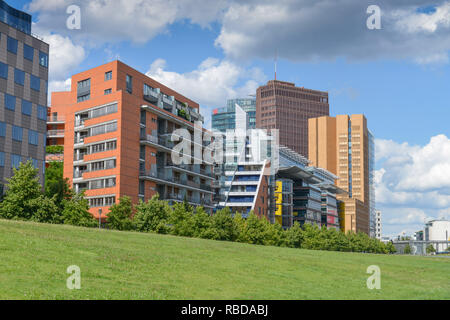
[98,208,102,230]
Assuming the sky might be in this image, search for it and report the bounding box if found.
[16,0,450,237]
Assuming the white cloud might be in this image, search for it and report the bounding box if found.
[28,0,227,44]
[393,3,450,33]
[146,57,266,127]
[40,33,86,80]
[214,0,450,64]
[376,134,450,236]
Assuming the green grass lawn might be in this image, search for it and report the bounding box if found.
[0,219,448,300]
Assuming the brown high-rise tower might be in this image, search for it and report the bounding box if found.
[256,80,329,157]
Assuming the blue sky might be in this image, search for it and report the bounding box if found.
[18,0,450,237]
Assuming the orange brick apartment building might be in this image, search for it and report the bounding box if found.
[48,61,215,218]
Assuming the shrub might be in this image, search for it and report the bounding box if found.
[134,194,171,233]
[62,192,96,227]
[404,244,412,254]
[46,145,64,154]
[192,206,212,238]
[210,207,238,241]
[426,244,436,254]
[285,222,304,248]
[0,161,45,220]
[107,196,134,231]
[168,201,195,237]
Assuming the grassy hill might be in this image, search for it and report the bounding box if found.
[0,219,448,299]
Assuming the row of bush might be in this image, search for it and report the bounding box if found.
[107,194,396,254]
[0,161,396,254]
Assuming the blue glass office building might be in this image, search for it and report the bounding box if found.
[212,98,256,132]
[0,0,31,35]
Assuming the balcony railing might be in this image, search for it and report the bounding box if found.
[47,129,65,137]
[47,116,65,123]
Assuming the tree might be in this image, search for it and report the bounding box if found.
[285,222,304,248]
[168,202,195,237]
[107,196,134,230]
[0,161,45,220]
[192,206,212,238]
[426,244,436,255]
[45,161,72,210]
[241,212,268,245]
[62,192,96,227]
[134,194,171,233]
[403,244,412,254]
[210,207,238,241]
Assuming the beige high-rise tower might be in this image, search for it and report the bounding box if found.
[309,114,372,235]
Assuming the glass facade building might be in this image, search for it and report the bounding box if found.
[0,1,31,35]
[211,97,256,132]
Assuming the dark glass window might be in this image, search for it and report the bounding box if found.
[24,44,34,61]
[7,36,17,54]
[37,105,47,120]
[0,122,6,137]
[22,99,32,116]
[5,94,15,111]
[14,68,25,86]
[126,74,132,93]
[30,75,40,91]
[0,62,8,79]
[39,51,48,68]
[12,126,22,141]
[105,71,112,81]
[28,130,39,145]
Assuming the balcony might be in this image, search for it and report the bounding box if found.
[143,90,159,103]
[140,169,214,194]
[47,129,64,138]
[47,115,65,124]
[162,95,174,107]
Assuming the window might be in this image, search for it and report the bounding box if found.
[78,78,90,89]
[12,126,23,141]
[31,158,39,168]
[139,180,145,195]
[89,103,117,118]
[104,89,112,95]
[14,69,25,86]
[105,71,112,81]
[90,122,117,136]
[28,130,39,145]
[37,105,47,120]
[7,37,18,54]
[39,51,49,68]
[0,122,5,137]
[90,198,104,207]
[105,196,115,206]
[5,94,15,111]
[30,75,40,91]
[11,154,21,168]
[77,94,90,102]
[0,62,8,79]
[22,100,32,116]
[126,74,132,93]
[24,44,34,61]
[106,140,117,151]
[0,152,4,167]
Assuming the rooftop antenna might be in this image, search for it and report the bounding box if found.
[274,49,278,81]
